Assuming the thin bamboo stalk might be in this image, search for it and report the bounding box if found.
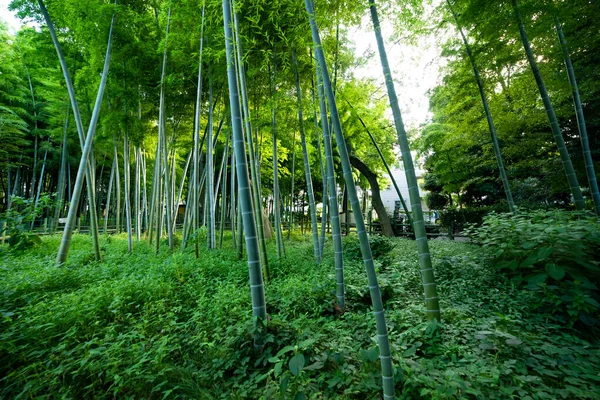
[512,0,584,210]
[307,0,395,396]
[446,0,515,212]
[369,0,440,327]
[55,13,115,265]
[292,49,320,263]
[555,18,600,215]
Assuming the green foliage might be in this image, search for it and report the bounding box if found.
[342,234,395,262]
[1,235,599,398]
[438,205,509,234]
[1,195,53,250]
[465,209,600,327]
[419,0,600,211]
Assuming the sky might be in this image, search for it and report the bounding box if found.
[0,0,21,33]
[349,10,446,130]
[0,0,447,130]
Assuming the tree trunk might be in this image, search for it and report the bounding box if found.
[124,135,133,252]
[346,99,411,224]
[271,57,285,259]
[206,82,216,249]
[292,49,320,263]
[349,155,394,237]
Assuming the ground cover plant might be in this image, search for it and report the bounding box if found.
[2,0,600,398]
[1,233,599,399]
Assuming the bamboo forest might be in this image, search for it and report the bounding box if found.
[1,0,600,397]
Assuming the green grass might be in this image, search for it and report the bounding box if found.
[1,233,599,399]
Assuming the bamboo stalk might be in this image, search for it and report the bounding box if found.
[512,0,584,210]
[55,13,115,265]
[223,0,267,345]
[307,0,395,396]
[555,18,600,215]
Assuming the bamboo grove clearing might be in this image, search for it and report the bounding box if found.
[1,0,600,398]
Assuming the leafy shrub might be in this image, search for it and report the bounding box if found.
[465,209,600,327]
[2,235,600,399]
[439,206,489,234]
[0,195,53,250]
[342,234,395,261]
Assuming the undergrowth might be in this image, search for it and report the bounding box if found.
[1,233,599,399]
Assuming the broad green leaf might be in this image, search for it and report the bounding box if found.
[527,273,548,285]
[544,264,565,280]
[280,375,289,393]
[505,338,523,346]
[298,338,316,349]
[479,343,496,350]
[573,259,600,272]
[497,259,519,270]
[275,345,294,358]
[274,362,283,377]
[520,247,553,268]
[584,297,600,308]
[288,353,305,376]
[303,361,324,371]
[402,346,417,357]
[362,346,379,362]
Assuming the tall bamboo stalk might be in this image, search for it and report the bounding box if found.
[158,7,174,250]
[233,6,269,279]
[114,145,121,234]
[135,146,141,239]
[173,150,192,233]
[316,66,344,308]
[310,68,327,257]
[38,0,102,261]
[55,13,115,265]
[306,0,395,396]
[223,0,267,344]
[52,109,69,232]
[555,18,600,215]
[104,156,116,234]
[230,144,237,250]
[511,0,584,210]
[292,49,320,263]
[191,2,206,253]
[288,126,297,239]
[369,0,440,326]
[219,136,230,248]
[446,0,515,212]
[32,138,49,225]
[206,82,216,249]
[124,135,133,252]
[271,58,285,259]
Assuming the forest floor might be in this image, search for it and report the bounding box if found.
[1,233,599,399]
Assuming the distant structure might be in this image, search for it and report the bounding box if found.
[331,166,433,227]
[379,166,433,221]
